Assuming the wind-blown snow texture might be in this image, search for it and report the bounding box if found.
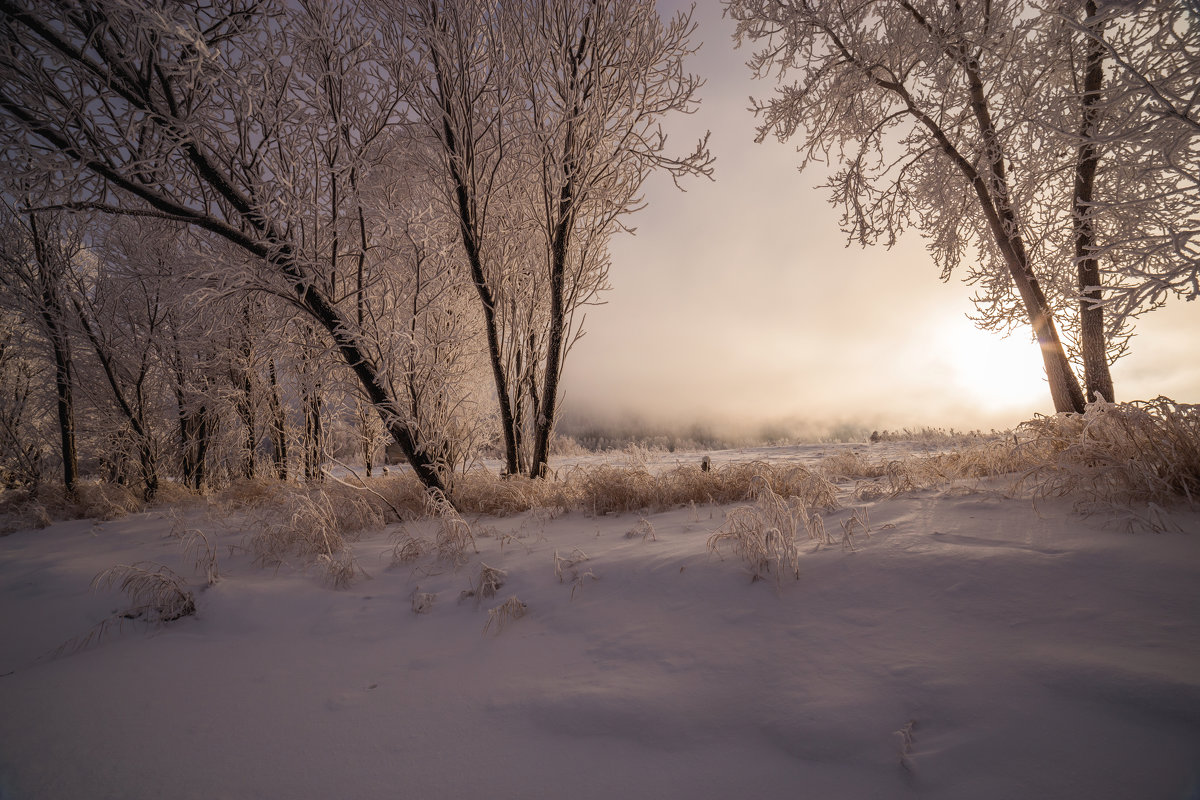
[1,446,1198,799]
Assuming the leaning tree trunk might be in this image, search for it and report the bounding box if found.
[960,53,1087,413]
[1073,0,1115,404]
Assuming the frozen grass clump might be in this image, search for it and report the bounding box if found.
[427,490,477,567]
[569,464,660,514]
[56,561,197,656]
[433,460,843,518]
[451,469,569,516]
[821,451,889,481]
[247,486,378,588]
[868,426,994,446]
[168,513,220,586]
[1018,397,1200,516]
[707,475,802,587]
[93,562,197,623]
[461,562,507,605]
[820,436,1055,498]
[483,596,527,635]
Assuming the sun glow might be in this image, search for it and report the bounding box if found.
[938,321,1049,415]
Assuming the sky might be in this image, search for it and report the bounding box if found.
[560,0,1200,437]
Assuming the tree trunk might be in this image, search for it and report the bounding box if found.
[531,206,570,479]
[959,53,1087,413]
[1074,0,1114,404]
[425,23,521,477]
[26,213,77,494]
[267,359,288,481]
[49,329,77,494]
[531,15,591,477]
[303,380,323,483]
[357,398,374,478]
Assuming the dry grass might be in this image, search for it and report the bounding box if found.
[54,561,197,656]
[93,562,197,623]
[460,562,508,606]
[707,476,802,587]
[1,480,141,534]
[483,595,528,635]
[473,563,507,600]
[246,487,379,588]
[441,460,840,518]
[626,517,656,541]
[553,547,598,598]
[175,527,219,585]
[816,398,1198,527]
[410,586,437,614]
[389,534,428,566]
[819,436,1055,498]
[427,490,478,567]
[822,451,889,481]
[0,479,209,535]
[1017,397,1200,522]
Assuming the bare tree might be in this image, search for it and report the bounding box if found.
[69,221,177,500]
[0,202,81,492]
[510,0,714,477]
[401,0,712,477]
[0,313,46,487]
[396,0,530,475]
[0,0,452,495]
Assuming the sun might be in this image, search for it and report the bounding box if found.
[939,321,1049,415]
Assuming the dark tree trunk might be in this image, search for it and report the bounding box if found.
[531,15,592,477]
[1074,0,1114,404]
[49,331,77,493]
[232,368,256,480]
[963,57,1086,414]
[530,200,570,479]
[26,213,77,494]
[267,359,288,481]
[425,17,521,477]
[303,381,323,483]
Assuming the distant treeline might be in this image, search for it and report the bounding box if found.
[553,416,1005,453]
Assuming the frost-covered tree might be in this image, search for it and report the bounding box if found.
[727,0,1199,411]
[1060,0,1200,322]
[401,0,712,477]
[0,201,81,492]
[0,312,47,487]
[0,0,453,494]
[68,220,181,500]
[510,0,713,477]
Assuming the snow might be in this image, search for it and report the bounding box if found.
[2,447,1199,800]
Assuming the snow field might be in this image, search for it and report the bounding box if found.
[1,459,1199,799]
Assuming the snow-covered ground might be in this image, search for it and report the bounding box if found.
[2,445,1199,800]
